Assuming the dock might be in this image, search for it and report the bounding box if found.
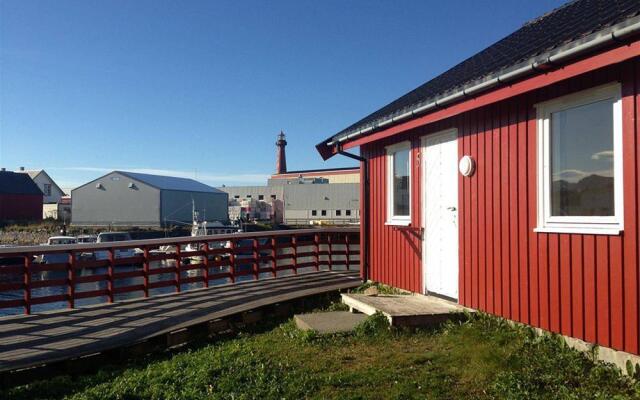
[0,270,360,375]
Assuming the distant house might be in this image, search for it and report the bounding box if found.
[0,170,43,222]
[17,168,65,204]
[43,196,72,222]
[71,171,228,227]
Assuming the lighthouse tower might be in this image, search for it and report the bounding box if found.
[275,131,287,174]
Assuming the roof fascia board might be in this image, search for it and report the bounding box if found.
[328,16,640,148]
[341,38,640,150]
[38,170,65,196]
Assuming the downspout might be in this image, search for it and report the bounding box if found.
[337,146,370,283]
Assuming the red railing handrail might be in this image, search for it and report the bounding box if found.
[0,227,361,315]
[0,227,359,255]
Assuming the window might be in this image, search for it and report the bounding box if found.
[234,195,240,199]
[346,210,351,216]
[312,210,317,216]
[271,194,277,200]
[43,183,51,196]
[536,83,623,234]
[321,210,327,216]
[336,210,342,216]
[246,195,252,198]
[258,195,264,200]
[386,141,411,225]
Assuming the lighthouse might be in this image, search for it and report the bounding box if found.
[275,131,287,174]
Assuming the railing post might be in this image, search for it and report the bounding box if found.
[345,234,351,271]
[108,248,115,303]
[328,233,333,271]
[143,246,150,297]
[203,242,210,288]
[229,239,236,283]
[68,251,76,309]
[175,245,181,293]
[314,233,320,272]
[23,254,31,315]
[292,235,297,275]
[270,237,277,278]
[252,238,259,281]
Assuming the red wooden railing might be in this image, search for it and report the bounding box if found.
[0,228,360,315]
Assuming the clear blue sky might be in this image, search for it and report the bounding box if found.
[0,0,566,190]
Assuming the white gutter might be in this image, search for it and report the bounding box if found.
[327,17,640,147]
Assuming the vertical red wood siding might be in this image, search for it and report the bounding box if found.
[0,194,42,221]
[362,58,640,355]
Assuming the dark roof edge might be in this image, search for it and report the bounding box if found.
[37,170,66,196]
[273,167,360,175]
[317,15,640,159]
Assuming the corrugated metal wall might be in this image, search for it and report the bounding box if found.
[362,58,640,355]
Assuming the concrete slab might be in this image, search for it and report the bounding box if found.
[341,293,471,327]
[294,311,368,334]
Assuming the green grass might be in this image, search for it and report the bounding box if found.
[3,313,639,400]
[351,281,410,295]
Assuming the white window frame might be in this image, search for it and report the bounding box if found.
[535,83,623,235]
[386,141,412,226]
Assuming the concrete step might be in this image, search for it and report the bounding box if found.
[294,311,368,334]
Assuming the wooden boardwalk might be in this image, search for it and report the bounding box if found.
[0,270,361,374]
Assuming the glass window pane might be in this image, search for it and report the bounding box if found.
[393,149,410,216]
[550,98,614,216]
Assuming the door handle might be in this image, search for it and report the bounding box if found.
[446,206,457,211]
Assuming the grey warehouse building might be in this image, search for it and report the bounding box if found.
[71,171,228,227]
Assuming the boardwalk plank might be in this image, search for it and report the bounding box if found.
[0,270,360,373]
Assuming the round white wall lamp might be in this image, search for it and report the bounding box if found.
[458,155,476,177]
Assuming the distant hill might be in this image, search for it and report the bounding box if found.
[551,174,613,216]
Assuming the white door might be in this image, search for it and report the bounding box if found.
[422,129,459,300]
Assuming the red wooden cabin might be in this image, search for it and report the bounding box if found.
[317,0,640,358]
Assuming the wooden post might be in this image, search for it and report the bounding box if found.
[229,240,236,283]
[175,245,181,293]
[292,235,297,275]
[328,234,333,271]
[143,247,150,297]
[252,238,259,281]
[203,242,210,288]
[345,234,351,271]
[108,248,115,303]
[68,251,76,309]
[23,254,31,315]
[270,237,277,278]
[314,233,320,271]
